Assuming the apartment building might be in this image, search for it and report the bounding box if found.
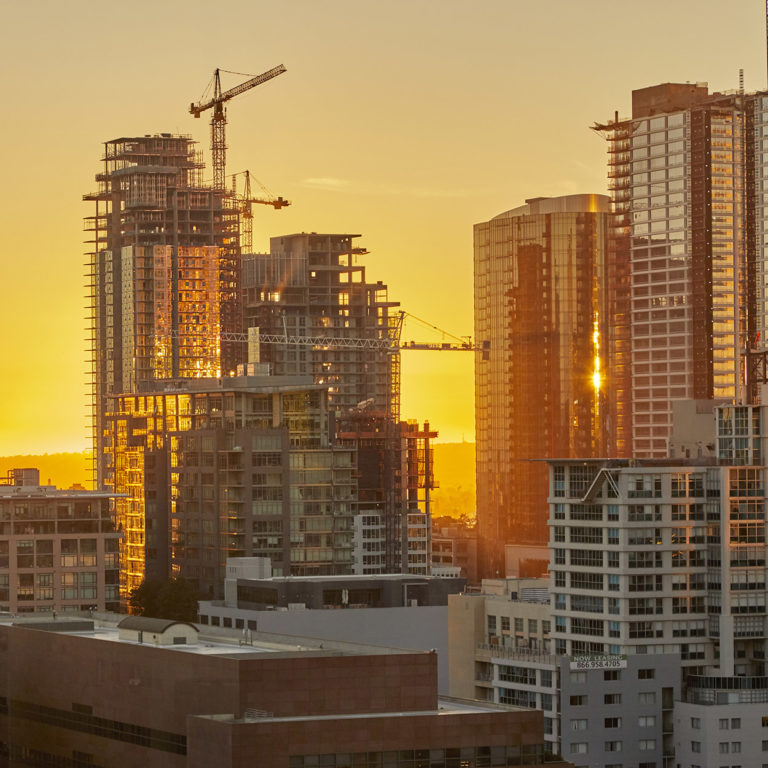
[595,84,768,459]
[0,468,120,614]
[104,375,356,598]
[452,401,768,768]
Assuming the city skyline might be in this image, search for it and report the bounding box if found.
[1,0,767,455]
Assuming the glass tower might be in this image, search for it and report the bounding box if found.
[474,194,618,579]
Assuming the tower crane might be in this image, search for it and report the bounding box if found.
[190,65,287,190]
[231,170,290,253]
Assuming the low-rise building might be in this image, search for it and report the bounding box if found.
[0,468,120,614]
[200,563,466,692]
[0,614,573,768]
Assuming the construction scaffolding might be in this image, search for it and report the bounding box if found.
[592,114,634,458]
[243,233,402,420]
[84,134,242,489]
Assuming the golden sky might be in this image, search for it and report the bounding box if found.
[0,0,765,454]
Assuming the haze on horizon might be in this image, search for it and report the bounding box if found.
[0,0,765,455]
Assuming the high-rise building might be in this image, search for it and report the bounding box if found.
[104,376,355,598]
[473,194,617,579]
[594,83,768,458]
[243,233,400,418]
[84,134,242,488]
[451,400,768,766]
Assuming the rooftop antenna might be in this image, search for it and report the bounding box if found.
[739,68,745,96]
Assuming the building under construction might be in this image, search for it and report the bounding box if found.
[337,406,436,575]
[84,134,244,488]
[243,233,402,419]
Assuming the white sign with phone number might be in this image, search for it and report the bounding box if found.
[569,655,627,670]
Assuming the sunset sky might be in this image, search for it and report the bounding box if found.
[0,0,766,455]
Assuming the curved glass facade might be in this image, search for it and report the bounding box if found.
[474,195,619,578]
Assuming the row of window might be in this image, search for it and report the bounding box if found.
[570,739,655,754]
[571,716,655,730]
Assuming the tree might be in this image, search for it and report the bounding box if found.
[128,577,199,623]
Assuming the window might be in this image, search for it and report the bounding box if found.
[719,718,729,729]
[638,716,655,727]
[719,743,729,754]
[731,718,741,728]
[569,695,587,706]
[732,742,741,753]
[604,741,622,752]
[604,693,622,705]
[763,740,768,751]
[604,670,621,681]
[570,671,587,684]
[605,717,621,728]
[691,741,701,753]
[691,717,701,729]
[638,668,655,679]
[638,692,656,704]
[571,719,588,731]
[570,743,587,755]
[638,740,655,751]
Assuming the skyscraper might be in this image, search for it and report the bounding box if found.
[84,134,242,488]
[473,194,617,579]
[595,82,768,458]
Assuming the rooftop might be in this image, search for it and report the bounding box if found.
[7,613,423,659]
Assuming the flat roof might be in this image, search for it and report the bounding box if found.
[6,615,422,658]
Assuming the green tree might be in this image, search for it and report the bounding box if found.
[128,577,199,623]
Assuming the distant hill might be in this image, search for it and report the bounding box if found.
[0,453,92,489]
[431,442,475,521]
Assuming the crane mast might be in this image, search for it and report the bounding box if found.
[233,170,290,253]
[190,65,287,190]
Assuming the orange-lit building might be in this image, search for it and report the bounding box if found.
[85,135,241,488]
[473,195,622,579]
[104,376,356,599]
[595,83,768,459]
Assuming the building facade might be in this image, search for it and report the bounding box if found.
[451,400,768,768]
[474,194,616,579]
[85,134,241,487]
[0,468,120,614]
[0,616,571,768]
[337,407,435,575]
[104,376,356,598]
[595,83,768,459]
